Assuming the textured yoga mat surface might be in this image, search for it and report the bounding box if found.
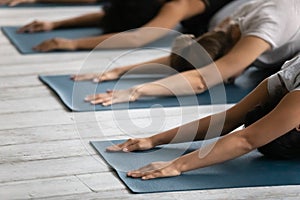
[2,26,179,54]
[91,139,300,193]
[39,74,253,112]
[1,26,103,54]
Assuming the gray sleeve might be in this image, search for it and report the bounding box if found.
[267,55,300,97]
[277,55,300,92]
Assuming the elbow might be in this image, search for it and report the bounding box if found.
[235,133,255,153]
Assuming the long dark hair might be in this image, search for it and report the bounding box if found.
[170,28,237,72]
[101,0,165,33]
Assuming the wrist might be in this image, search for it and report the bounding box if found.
[52,21,62,29]
[128,86,143,102]
[70,40,79,50]
[131,84,145,99]
[114,67,125,76]
[172,158,187,173]
[149,135,164,147]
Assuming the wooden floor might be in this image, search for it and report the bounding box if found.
[1,6,300,200]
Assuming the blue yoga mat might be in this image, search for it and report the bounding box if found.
[91,139,300,193]
[2,26,179,54]
[39,74,253,112]
[2,26,103,54]
[0,2,102,8]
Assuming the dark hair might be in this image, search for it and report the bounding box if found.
[170,30,236,72]
[244,97,300,159]
[100,0,164,33]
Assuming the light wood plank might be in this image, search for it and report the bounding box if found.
[0,75,41,88]
[0,97,63,114]
[0,176,91,199]
[76,172,126,192]
[0,110,72,130]
[0,156,107,184]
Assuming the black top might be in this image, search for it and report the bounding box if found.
[181,0,235,36]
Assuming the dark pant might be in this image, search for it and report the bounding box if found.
[244,101,300,159]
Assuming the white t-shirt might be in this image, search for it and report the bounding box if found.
[210,0,300,67]
[268,54,300,98]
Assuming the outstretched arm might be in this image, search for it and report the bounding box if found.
[72,56,172,82]
[128,90,300,180]
[18,11,104,33]
[0,0,98,6]
[86,36,271,105]
[28,0,205,51]
[107,79,270,152]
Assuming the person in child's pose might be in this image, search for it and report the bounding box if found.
[0,0,99,6]
[106,54,300,180]
[16,0,234,52]
[73,0,300,106]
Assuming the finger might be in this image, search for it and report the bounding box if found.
[90,98,106,105]
[93,74,107,82]
[142,171,162,180]
[95,74,107,82]
[106,138,136,152]
[101,99,113,106]
[33,41,54,52]
[85,94,100,101]
[71,74,96,81]
[33,43,48,52]
[128,169,154,178]
[119,139,140,152]
[127,164,154,176]
[17,23,34,33]
[30,24,44,32]
[85,93,109,101]
[10,0,23,6]
[106,144,123,152]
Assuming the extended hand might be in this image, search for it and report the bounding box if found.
[33,38,76,52]
[0,0,35,6]
[127,161,181,180]
[106,138,154,152]
[71,68,122,82]
[85,88,140,106]
[18,20,54,33]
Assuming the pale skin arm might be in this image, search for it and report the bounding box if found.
[18,0,205,51]
[86,36,271,105]
[71,56,172,82]
[0,0,98,6]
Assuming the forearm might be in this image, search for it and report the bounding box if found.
[37,0,97,2]
[116,56,172,76]
[135,69,206,97]
[52,12,103,29]
[151,110,240,147]
[174,91,300,173]
[173,131,253,173]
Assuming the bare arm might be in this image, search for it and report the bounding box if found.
[85,36,271,105]
[131,36,271,96]
[0,0,98,6]
[128,90,300,180]
[107,80,270,152]
[36,0,98,3]
[71,0,206,49]
[51,12,104,29]
[72,56,172,82]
